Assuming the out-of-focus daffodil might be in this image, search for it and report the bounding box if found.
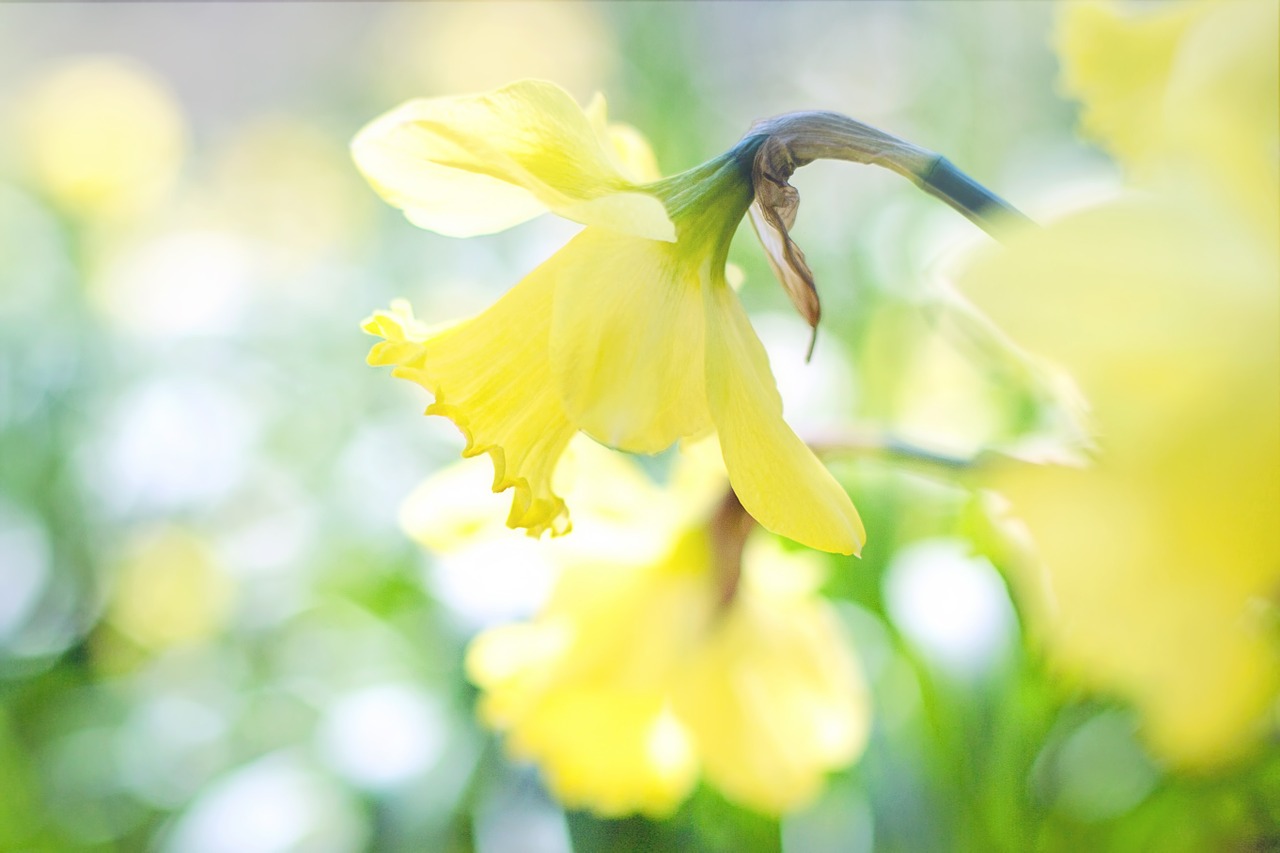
[960,0,1278,768]
[357,79,1024,554]
[369,3,617,105]
[1058,0,1276,224]
[106,527,235,650]
[407,438,869,817]
[14,56,186,220]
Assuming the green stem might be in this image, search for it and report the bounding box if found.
[914,155,1035,237]
[808,430,984,472]
[746,111,1036,241]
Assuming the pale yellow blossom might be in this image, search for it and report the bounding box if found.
[358,81,866,554]
[410,438,870,816]
[961,0,1279,767]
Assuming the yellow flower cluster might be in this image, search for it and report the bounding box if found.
[351,0,1276,815]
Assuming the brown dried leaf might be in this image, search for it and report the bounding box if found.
[749,135,820,358]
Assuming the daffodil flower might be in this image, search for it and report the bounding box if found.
[405,437,869,817]
[357,80,1024,554]
[961,0,1278,767]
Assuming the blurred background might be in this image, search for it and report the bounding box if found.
[0,2,1274,851]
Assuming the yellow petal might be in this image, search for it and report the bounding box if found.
[702,284,865,555]
[467,621,570,726]
[1057,0,1202,171]
[1057,0,1279,224]
[362,265,577,537]
[959,197,1277,448]
[603,124,664,185]
[1160,0,1279,227]
[958,186,1280,768]
[549,230,714,453]
[466,531,712,817]
[545,437,684,565]
[351,79,674,240]
[398,455,513,553]
[675,541,868,814]
[994,460,1280,768]
[510,689,697,818]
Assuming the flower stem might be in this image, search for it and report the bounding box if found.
[747,111,1035,240]
[807,429,984,472]
[913,154,1035,237]
[708,489,753,609]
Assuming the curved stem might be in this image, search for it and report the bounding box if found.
[708,488,753,609]
[913,155,1036,236]
[745,111,1035,241]
[806,429,984,472]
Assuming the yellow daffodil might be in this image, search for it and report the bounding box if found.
[407,437,869,817]
[357,80,1025,555]
[960,0,1278,767]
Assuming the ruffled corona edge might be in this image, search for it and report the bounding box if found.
[425,395,571,537]
[364,299,575,538]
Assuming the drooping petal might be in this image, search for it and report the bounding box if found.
[363,264,577,537]
[702,283,864,555]
[550,229,714,453]
[351,79,674,240]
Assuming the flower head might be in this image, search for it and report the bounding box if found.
[357,80,1023,554]
[409,438,869,817]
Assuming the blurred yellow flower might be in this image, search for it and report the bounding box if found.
[368,3,617,105]
[106,527,235,651]
[410,438,869,817]
[13,56,186,220]
[1058,0,1277,224]
[357,80,865,554]
[961,0,1278,767]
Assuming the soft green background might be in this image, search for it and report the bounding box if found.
[0,3,1274,851]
